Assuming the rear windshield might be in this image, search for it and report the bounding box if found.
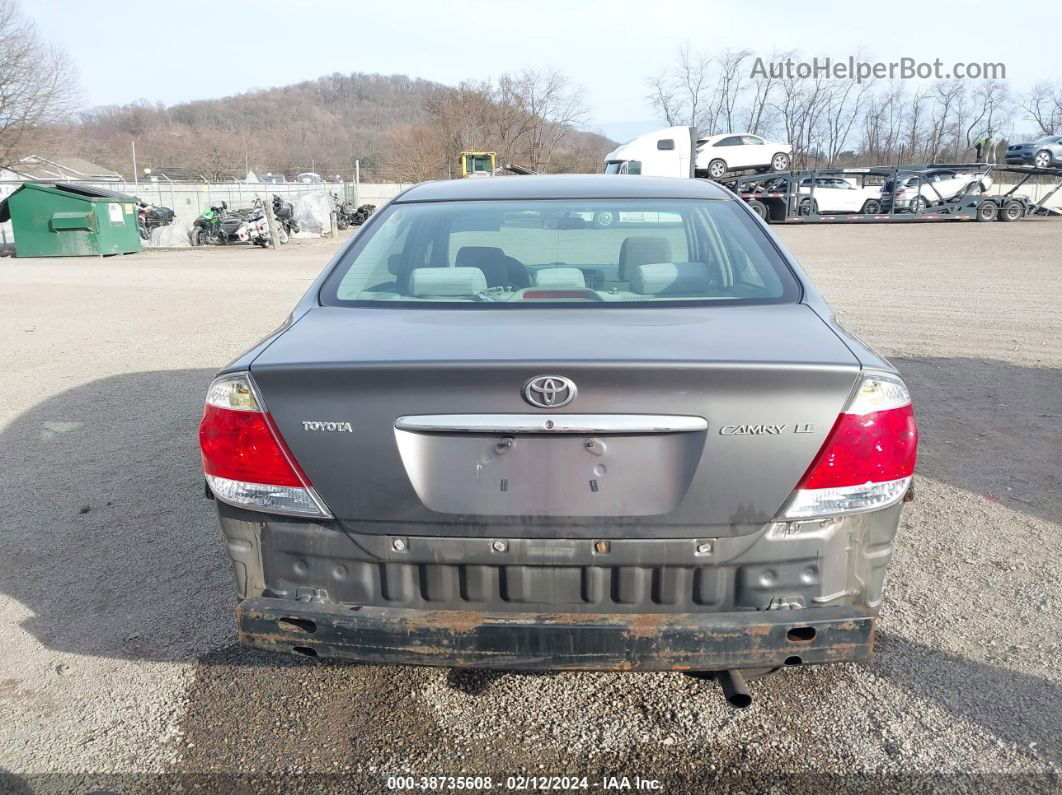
[320,198,800,307]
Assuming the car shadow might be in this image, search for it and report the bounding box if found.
[872,631,1061,769]
[0,368,234,663]
[0,769,30,795]
[165,632,1062,783]
[892,357,1061,523]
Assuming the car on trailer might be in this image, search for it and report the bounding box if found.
[794,175,883,216]
[1005,135,1062,169]
[724,168,889,222]
[600,130,1061,224]
[724,165,1037,224]
[879,167,992,213]
[695,133,793,179]
[199,174,919,708]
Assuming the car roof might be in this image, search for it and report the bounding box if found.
[699,132,761,142]
[394,174,732,202]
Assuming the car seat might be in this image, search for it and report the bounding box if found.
[617,236,673,281]
[455,246,532,289]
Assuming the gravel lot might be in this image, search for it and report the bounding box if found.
[0,222,1059,793]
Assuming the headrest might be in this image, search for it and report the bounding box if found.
[629,262,712,296]
[532,267,586,289]
[408,267,487,298]
[456,246,506,266]
[618,236,673,280]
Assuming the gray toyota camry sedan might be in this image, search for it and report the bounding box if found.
[199,175,917,706]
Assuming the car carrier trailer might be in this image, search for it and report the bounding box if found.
[596,125,1062,224]
[719,164,1062,224]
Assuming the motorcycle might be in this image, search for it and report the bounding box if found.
[235,205,288,247]
[334,196,376,230]
[191,203,229,246]
[136,202,176,241]
[333,194,353,230]
[235,213,272,247]
[192,201,284,247]
[351,203,376,225]
[272,194,298,238]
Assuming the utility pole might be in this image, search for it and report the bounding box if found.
[132,140,138,189]
[354,159,360,207]
[264,194,281,249]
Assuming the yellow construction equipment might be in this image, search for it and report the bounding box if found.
[458,151,496,178]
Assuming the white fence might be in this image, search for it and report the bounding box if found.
[0,180,411,245]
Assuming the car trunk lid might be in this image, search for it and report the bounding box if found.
[249,305,861,537]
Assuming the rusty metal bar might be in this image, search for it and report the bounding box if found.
[237,598,876,672]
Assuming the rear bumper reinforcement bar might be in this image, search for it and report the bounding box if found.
[237,598,876,671]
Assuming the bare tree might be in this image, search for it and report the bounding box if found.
[0,0,78,169]
[645,44,713,131]
[773,65,831,166]
[965,80,1010,146]
[424,81,495,173]
[1019,81,1062,136]
[512,69,589,172]
[492,75,536,167]
[676,44,713,131]
[925,80,965,161]
[646,70,684,127]
[903,89,928,162]
[713,50,752,134]
[743,49,787,135]
[861,82,908,163]
[383,123,445,182]
[821,72,876,165]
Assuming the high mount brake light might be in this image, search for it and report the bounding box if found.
[780,372,917,520]
[199,373,330,518]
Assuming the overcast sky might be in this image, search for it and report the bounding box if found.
[27,0,1061,140]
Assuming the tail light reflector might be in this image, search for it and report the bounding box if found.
[199,373,330,517]
[522,290,593,299]
[780,372,917,520]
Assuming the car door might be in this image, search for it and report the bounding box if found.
[926,171,957,201]
[800,178,835,212]
[806,178,856,212]
[831,179,864,212]
[712,135,746,168]
[740,135,769,169]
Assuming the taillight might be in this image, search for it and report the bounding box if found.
[779,372,917,520]
[199,373,330,517]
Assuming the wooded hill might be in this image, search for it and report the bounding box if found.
[68,71,615,181]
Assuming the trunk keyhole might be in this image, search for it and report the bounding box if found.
[584,437,606,456]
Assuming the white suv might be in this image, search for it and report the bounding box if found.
[696,134,793,179]
[796,177,883,215]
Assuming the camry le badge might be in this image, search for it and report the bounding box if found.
[720,423,815,435]
[524,376,577,409]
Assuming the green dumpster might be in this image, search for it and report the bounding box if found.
[0,182,142,257]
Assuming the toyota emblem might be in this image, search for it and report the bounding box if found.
[523,376,577,409]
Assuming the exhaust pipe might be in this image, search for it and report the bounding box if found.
[718,669,752,709]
